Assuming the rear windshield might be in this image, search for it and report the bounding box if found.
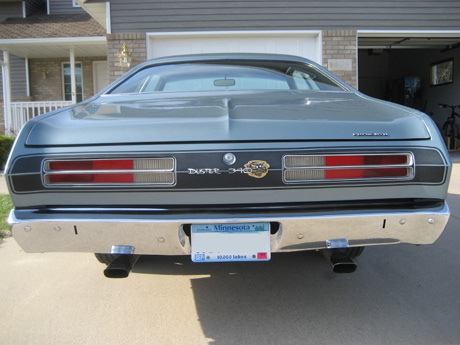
[108,61,346,94]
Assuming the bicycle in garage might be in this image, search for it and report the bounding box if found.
[439,103,460,150]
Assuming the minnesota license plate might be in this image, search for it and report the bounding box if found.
[191,222,271,262]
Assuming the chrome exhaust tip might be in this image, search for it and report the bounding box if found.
[104,254,140,278]
[321,249,357,274]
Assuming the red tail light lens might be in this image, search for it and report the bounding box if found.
[44,158,175,186]
[48,160,94,171]
[325,154,408,166]
[47,173,134,184]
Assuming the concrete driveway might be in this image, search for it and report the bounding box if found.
[1,154,459,345]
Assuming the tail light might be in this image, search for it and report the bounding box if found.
[283,153,414,183]
[43,158,175,186]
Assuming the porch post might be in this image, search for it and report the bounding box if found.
[70,48,77,104]
[25,58,30,97]
[2,50,11,134]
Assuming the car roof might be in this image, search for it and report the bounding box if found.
[138,53,318,68]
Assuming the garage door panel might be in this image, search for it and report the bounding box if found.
[148,33,320,62]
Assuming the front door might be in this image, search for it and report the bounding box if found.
[93,61,109,94]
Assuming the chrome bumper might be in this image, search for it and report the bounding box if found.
[9,203,450,255]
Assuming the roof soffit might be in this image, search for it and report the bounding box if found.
[74,0,107,29]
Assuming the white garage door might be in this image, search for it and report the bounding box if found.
[147,31,321,63]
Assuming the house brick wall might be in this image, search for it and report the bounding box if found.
[29,56,107,101]
[29,59,63,101]
[322,30,358,89]
[107,33,146,83]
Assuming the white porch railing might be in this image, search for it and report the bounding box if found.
[8,101,73,135]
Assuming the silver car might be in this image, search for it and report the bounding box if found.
[6,54,451,277]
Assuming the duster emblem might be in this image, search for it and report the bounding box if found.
[244,160,270,178]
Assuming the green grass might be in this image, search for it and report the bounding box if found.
[0,194,13,238]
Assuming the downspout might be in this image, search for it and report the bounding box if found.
[70,48,76,104]
[1,51,11,135]
[25,58,30,97]
[106,2,111,34]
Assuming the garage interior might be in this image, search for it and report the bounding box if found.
[358,33,460,130]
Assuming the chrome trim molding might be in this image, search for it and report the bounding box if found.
[9,203,450,255]
[111,245,135,255]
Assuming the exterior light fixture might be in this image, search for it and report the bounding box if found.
[118,42,132,68]
[41,68,49,79]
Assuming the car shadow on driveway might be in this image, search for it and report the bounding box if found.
[132,196,460,345]
[449,150,460,163]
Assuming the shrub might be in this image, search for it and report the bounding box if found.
[0,194,13,238]
[0,135,15,169]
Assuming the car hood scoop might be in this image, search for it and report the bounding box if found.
[26,91,430,146]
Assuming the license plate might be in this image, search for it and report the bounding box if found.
[191,222,271,262]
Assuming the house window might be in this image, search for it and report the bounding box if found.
[62,62,83,102]
[72,0,81,7]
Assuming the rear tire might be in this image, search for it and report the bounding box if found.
[339,247,364,258]
[94,253,119,265]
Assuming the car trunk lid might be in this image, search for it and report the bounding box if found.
[25,91,430,146]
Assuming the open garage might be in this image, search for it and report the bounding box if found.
[358,32,460,131]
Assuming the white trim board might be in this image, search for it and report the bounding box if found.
[0,36,107,46]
